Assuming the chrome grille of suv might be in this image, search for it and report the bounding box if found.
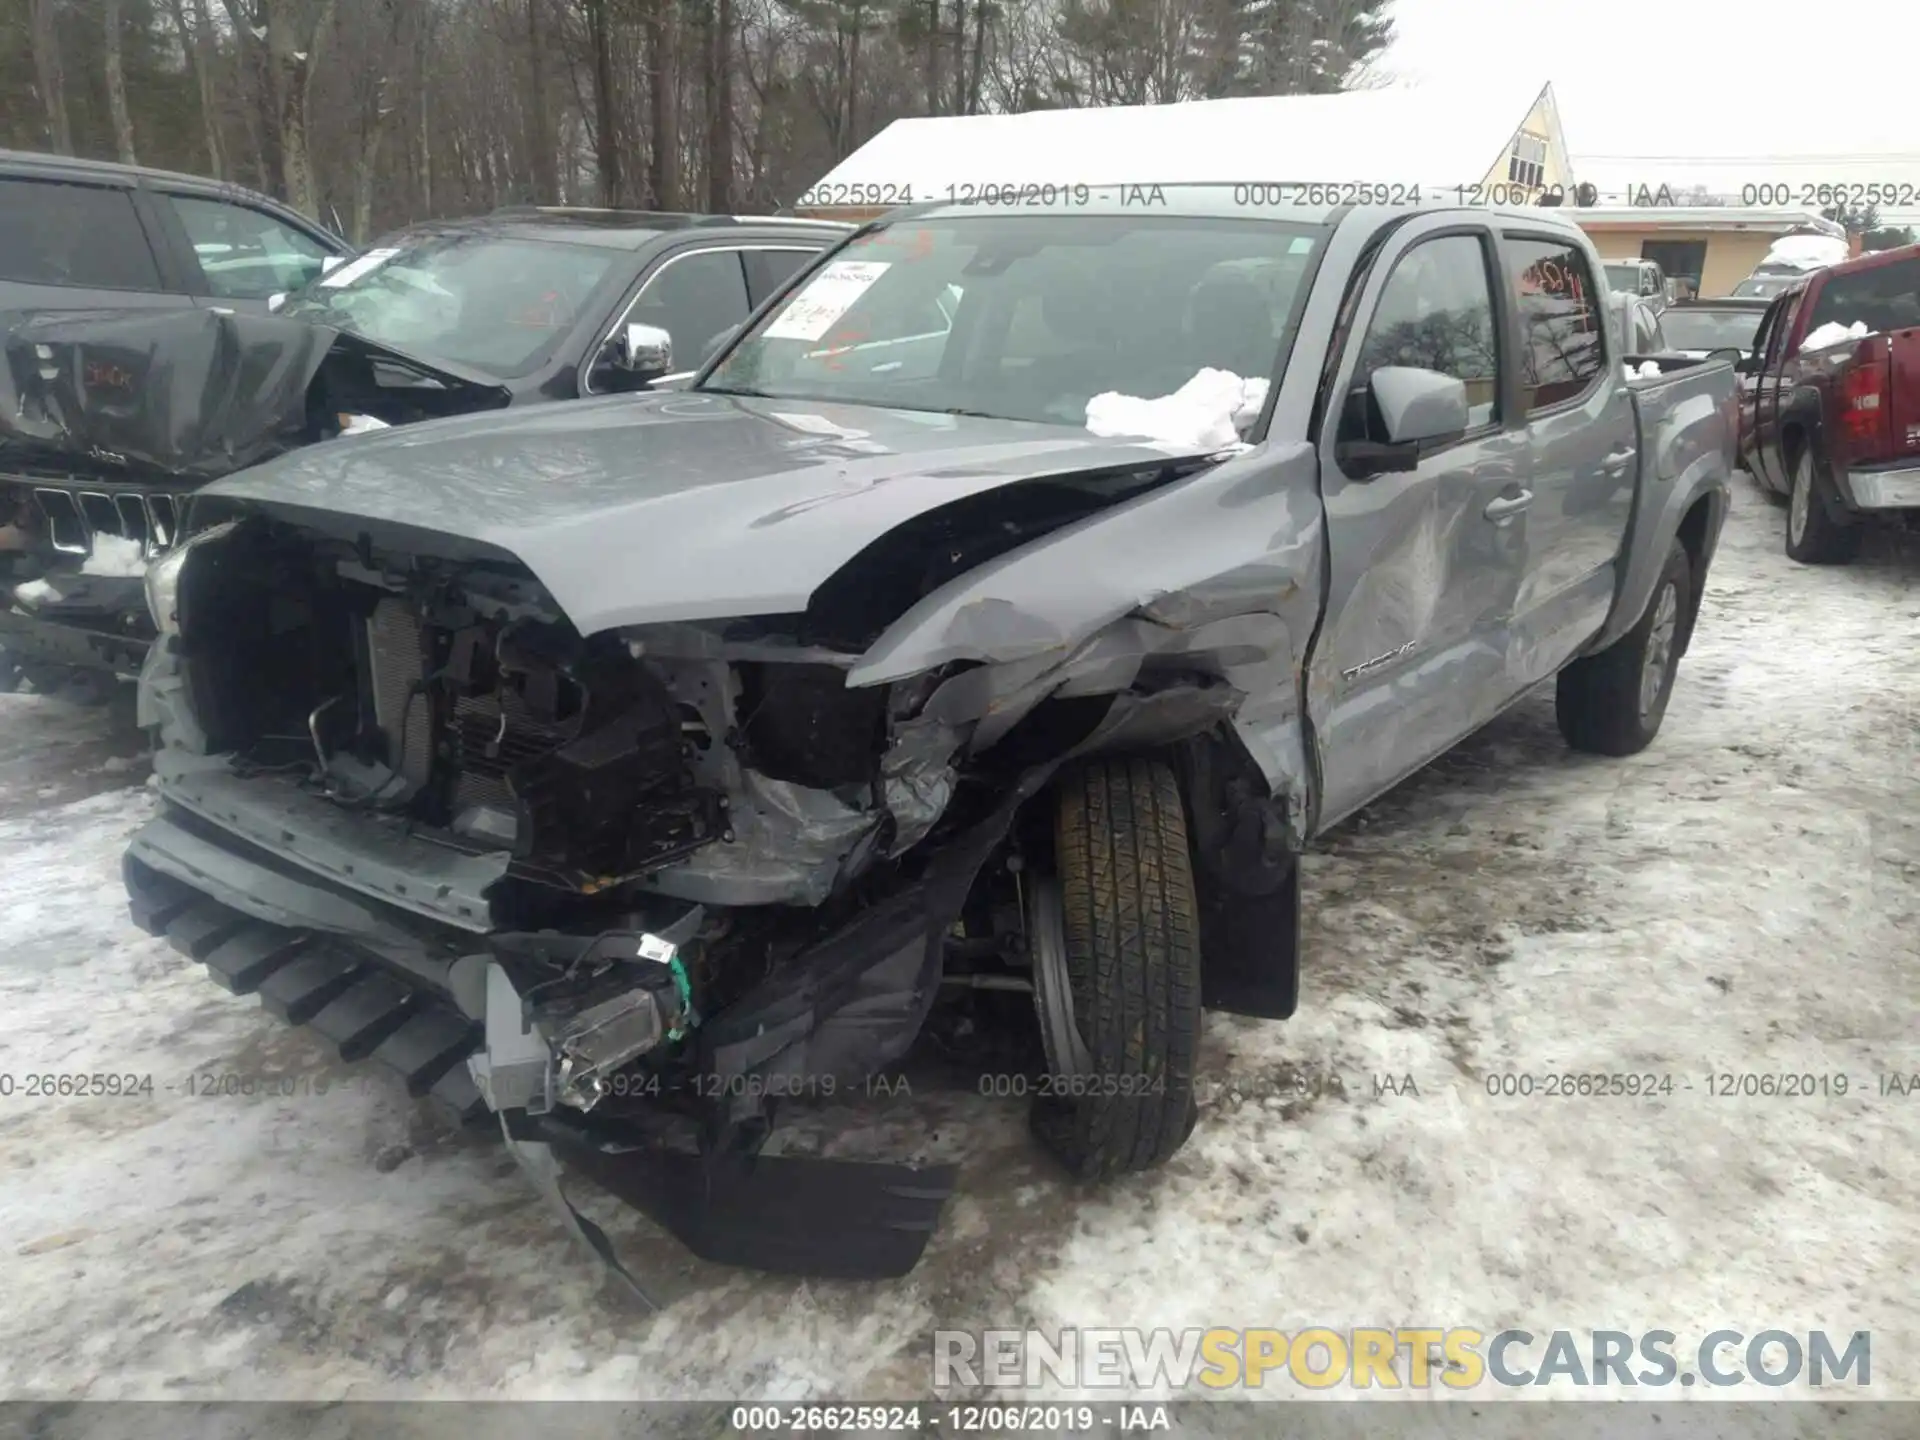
[22,484,180,557]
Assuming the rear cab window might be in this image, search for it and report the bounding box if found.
[0,177,163,291]
[1802,255,1920,338]
[1503,235,1605,411]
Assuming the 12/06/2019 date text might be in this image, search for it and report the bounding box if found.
[728,1403,1139,1432]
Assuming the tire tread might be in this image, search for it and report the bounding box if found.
[1037,757,1202,1179]
[1556,540,1692,757]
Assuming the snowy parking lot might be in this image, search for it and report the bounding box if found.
[2,474,1917,1405]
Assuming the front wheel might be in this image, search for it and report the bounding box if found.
[1786,447,1862,565]
[1028,757,1202,1180]
[1555,539,1692,757]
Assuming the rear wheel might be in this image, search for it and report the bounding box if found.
[1556,539,1691,757]
[1786,447,1862,565]
[1028,757,1202,1179]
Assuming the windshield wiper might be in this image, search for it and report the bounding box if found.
[698,383,776,398]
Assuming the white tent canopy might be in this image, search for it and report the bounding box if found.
[804,80,1562,203]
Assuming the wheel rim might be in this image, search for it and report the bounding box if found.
[1026,875,1092,1077]
[1790,455,1811,545]
[1638,581,1680,718]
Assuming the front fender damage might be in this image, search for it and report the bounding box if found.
[131,439,1325,1288]
[459,442,1325,1285]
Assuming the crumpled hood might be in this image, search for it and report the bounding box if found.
[201,391,1227,634]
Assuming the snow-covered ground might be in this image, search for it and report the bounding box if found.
[2,480,1917,1406]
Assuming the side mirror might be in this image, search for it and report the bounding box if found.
[1731,352,1759,374]
[267,292,287,313]
[1372,366,1470,444]
[1336,366,1469,479]
[610,322,673,380]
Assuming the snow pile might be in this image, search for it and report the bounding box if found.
[1624,360,1664,380]
[337,412,392,436]
[1761,233,1849,272]
[1085,368,1269,449]
[80,535,148,578]
[1800,320,1870,352]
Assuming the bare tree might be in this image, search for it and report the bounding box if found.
[165,0,227,176]
[645,0,681,206]
[30,0,75,153]
[3,0,1391,236]
[103,0,140,162]
[704,0,736,209]
[263,0,338,215]
[525,0,560,203]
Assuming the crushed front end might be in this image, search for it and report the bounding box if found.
[0,306,508,690]
[126,513,1012,1283]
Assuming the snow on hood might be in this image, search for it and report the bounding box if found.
[1800,320,1870,352]
[1624,360,1664,380]
[1762,234,1849,271]
[1085,369,1270,450]
[79,535,148,578]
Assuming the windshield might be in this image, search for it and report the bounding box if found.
[702,214,1324,427]
[281,231,623,377]
[1660,308,1765,352]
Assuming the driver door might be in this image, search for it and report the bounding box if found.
[1306,218,1532,833]
[1740,290,1797,492]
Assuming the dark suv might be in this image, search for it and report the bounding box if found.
[0,149,354,315]
[271,205,853,399]
[0,200,850,692]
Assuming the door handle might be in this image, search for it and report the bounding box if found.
[1601,447,1634,475]
[1483,489,1533,522]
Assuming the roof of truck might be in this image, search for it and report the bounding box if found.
[868,185,1592,231]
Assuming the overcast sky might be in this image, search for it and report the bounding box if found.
[1381,0,1920,199]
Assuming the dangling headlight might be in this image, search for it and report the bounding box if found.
[145,520,238,636]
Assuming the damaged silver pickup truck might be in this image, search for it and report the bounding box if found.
[121,192,1734,1290]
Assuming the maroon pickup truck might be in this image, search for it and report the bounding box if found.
[1737,243,1920,563]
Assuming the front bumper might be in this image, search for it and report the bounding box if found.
[122,787,979,1282]
[0,593,151,677]
[1838,460,1920,511]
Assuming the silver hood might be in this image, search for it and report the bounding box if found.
[200,390,1226,634]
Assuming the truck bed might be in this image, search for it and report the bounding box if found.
[1622,353,1737,488]
[1576,350,1736,659]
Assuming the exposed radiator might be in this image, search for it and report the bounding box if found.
[448,690,574,813]
[365,597,436,792]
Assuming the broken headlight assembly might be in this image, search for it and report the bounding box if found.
[143,519,237,635]
[471,927,700,1117]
